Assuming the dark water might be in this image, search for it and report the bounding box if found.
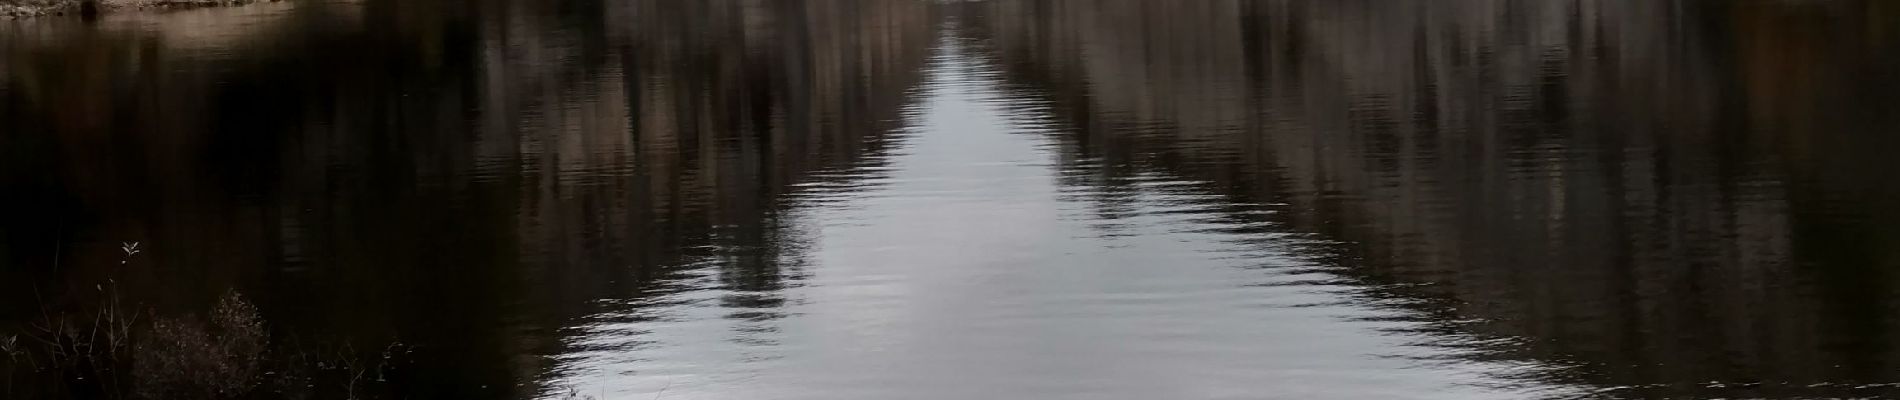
[6,0,1900,398]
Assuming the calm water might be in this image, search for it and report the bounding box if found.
[6,1,1900,399]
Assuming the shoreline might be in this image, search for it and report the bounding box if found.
[2,0,267,19]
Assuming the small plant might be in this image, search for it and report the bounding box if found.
[6,241,423,399]
[269,337,409,400]
[131,291,266,399]
[2,333,18,398]
[1,334,19,362]
[119,241,140,263]
[13,277,143,398]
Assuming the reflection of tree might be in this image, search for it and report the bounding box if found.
[1,0,936,398]
[963,0,1900,397]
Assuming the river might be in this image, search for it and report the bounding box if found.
[5,1,1900,399]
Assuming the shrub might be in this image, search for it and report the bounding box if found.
[130,292,266,400]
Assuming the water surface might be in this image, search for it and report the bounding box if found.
[5,1,1900,399]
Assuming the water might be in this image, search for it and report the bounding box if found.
[5,1,1900,399]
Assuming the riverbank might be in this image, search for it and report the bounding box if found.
[1,0,266,18]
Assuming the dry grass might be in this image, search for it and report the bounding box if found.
[1,0,269,18]
[10,280,144,398]
[1,240,428,399]
[3,288,272,399]
[130,291,267,399]
[0,239,447,398]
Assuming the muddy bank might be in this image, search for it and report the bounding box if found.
[1,0,268,19]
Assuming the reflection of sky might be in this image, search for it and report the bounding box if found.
[547,31,1578,400]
